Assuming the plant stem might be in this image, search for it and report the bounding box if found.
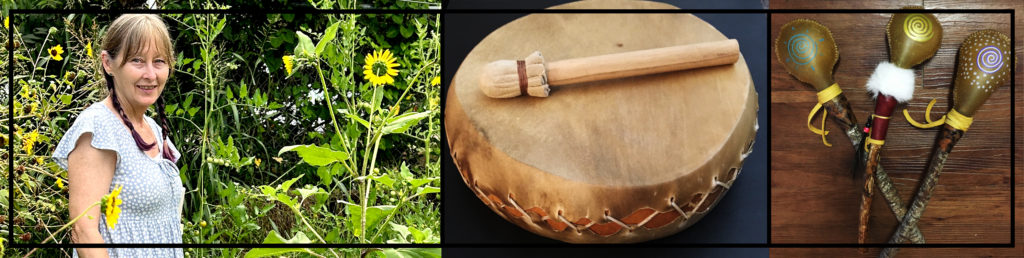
[359,86,379,244]
[290,206,340,258]
[370,190,414,243]
[22,201,101,258]
[314,61,357,175]
[29,29,52,80]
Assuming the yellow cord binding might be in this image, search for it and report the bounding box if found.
[864,137,885,152]
[903,99,974,131]
[863,114,889,152]
[945,109,973,131]
[807,83,842,147]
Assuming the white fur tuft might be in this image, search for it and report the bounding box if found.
[865,62,915,102]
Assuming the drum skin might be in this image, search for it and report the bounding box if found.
[445,1,759,243]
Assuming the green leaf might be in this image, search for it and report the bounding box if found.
[346,204,396,237]
[381,248,441,258]
[240,82,248,99]
[278,175,303,192]
[400,25,414,38]
[275,193,296,208]
[165,104,177,115]
[188,107,200,117]
[316,165,332,187]
[400,162,414,180]
[59,94,72,105]
[371,174,395,188]
[389,223,412,242]
[244,231,315,258]
[259,185,276,197]
[294,185,321,200]
[295,31,316,59]
[183,94,193,109]
[382,111,430,135]
[316,21,341,56]
[408,177,437,189]
[414,186,440,197]
[346,113,370,129]
[278,144,348,167]
[213,17,227,39]
[408,226,426,243]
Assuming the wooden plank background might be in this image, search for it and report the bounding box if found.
[768,2,1021,257]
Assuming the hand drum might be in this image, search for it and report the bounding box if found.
[446,1,759,243]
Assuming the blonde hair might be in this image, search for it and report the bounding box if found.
[100,14,178,162]
[102,14,176,75]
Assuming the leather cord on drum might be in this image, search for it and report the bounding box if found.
[517,60,528,96]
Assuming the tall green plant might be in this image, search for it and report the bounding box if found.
[269,13,439,251]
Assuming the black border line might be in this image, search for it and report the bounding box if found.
[2,6,1016,252]
[439,8,446,247]
[1010,7,1016,249]
[765,10,773,247]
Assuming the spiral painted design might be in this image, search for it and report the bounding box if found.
[976,46,1003,74]
[787,33,816,65]
[903,14,934,42]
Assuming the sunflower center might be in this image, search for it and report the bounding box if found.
[50,49,57,56]
[372,61,389,77]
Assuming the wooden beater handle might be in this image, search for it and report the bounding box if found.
[546,39,740,86]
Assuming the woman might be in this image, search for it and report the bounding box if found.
[52,14,184,258]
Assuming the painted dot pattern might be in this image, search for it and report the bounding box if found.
[52,102,185,258]
[903,14,934,42]
[957,31,1011,94]
[785,26,825,71]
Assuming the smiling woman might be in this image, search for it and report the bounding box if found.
[50,14,185,258]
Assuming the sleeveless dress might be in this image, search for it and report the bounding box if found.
[52,102,185,258]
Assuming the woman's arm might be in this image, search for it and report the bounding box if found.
[67,133,116,258]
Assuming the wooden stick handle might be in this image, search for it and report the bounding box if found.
[546,39,739,86]
[881,125,964,258]
[859,144,881,253]
[826,96,925,244]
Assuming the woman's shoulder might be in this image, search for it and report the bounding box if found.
[52,101,124,170]
[75,102,114,121]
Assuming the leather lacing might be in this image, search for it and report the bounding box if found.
[452,117,758,237]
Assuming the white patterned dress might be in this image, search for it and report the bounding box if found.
[53,102,185,258]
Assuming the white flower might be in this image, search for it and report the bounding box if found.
[307,88,324,104]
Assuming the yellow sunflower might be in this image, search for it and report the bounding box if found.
[86,41,93,58]
[282,55,294,75]
[103,185,124,230]
[431,76,440,86]
[22,129,39,155]
[363,49,400,87]
[48,45,64,61]
[4,16,8,29]
[254,158,262,168]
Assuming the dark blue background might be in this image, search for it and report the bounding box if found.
[440,0,768,255]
